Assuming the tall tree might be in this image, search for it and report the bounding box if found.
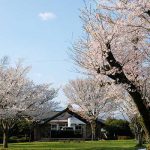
[72,0,150,136]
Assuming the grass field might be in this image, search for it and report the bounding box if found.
[0,140,146,150]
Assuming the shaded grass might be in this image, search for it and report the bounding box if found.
[0,140,139,150]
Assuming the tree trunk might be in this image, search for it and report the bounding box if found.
[29,126,32,142]
[3,126,8,148]
[98,44,150,137]
[137,131,143,146]
[90,122,96,140]
[29,123,34,142]
[128,90,150,137]
[132,117,144,145]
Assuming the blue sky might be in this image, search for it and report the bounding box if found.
[0,0,85,107]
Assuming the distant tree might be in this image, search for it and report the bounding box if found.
[64,78,117,140]
[0,62,58,148]
[104,118,132,140]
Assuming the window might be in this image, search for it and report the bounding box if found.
[75,125,82,130]
[51,124,57,130]
[75,125,82,134]
[59,124,67,130]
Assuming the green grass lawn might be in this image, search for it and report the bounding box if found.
[0,140,144,150]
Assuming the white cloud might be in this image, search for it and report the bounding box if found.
[38,12,56,21]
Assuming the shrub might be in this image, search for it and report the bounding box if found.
[147,144,150,150]
[9,136,29,143]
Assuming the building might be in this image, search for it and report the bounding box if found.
[34,107,105,141]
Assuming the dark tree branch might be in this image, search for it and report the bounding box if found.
[145,10,150,16]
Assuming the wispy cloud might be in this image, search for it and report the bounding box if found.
[38,12,56,21]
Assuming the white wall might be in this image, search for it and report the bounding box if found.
[68,116,85,127]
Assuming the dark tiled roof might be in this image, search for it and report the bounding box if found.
[42,107,105,125]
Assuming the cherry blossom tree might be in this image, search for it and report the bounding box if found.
[72,0,150,136]
[0,63,58,148]
[64,78,116,140]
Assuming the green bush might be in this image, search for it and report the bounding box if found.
[9,136,18,143]
[9,136,29,143]
[9,136,18,140]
